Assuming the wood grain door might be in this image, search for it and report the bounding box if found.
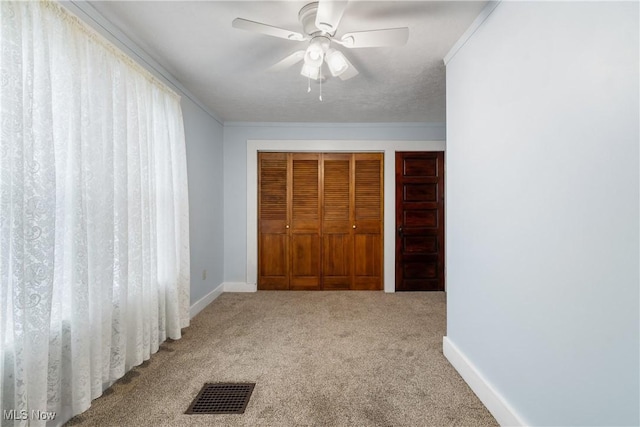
[322,154,353,290]
[258,153,289,290]
[290,153,321,290]
[258,152,383,291]
[353,154,383,290]
[395,152,444,291]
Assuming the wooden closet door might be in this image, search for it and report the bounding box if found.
[289,153,321,290]
[258,153,289,290]
[322,154,352,290]
[259,152,383,291]
[352,153,383,290]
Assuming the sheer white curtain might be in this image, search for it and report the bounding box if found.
[0,1,190,425]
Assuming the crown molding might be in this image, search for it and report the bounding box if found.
[444,1,502,66]
[62,0,224,126]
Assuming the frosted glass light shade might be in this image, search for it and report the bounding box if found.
[304,42,324,68]
[300,63,320,80]
[325,48,348,77]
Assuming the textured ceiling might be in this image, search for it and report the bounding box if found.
[88,1,487,123]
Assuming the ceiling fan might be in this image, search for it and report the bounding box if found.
[232,1,409,97]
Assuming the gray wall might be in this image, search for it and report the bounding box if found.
[182,99,225,304]
[222,122,446,284]
[445,2,639,425]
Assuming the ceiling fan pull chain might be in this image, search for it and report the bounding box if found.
[307,75,311,93]
[319,67,323,101]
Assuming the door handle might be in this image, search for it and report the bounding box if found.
[398,227,403,237]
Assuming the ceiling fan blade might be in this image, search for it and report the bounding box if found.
[268,50,306,72]
[315,0,349,34]
[232,18,306,41]
[338,56,358,81]
[339,27,409,48]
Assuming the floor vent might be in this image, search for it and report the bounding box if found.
[185,383,255,414]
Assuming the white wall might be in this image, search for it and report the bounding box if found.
[182,99,225,306]
[222,123,446,290]
[445,2,639,426]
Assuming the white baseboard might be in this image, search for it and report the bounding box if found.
[223,282,257,292]
[443,337,527,427]
[189,283,224,319]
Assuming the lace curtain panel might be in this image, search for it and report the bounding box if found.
[0,1,190,425]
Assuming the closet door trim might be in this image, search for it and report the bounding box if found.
[248,140,446,292]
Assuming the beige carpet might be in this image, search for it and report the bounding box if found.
[65,291,497,426]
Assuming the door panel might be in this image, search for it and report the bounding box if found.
[322,154,352,290]
[353,234,382,275]
[353,154,383,290]
[290,234,321,289]
[258,153,289,289]
[290,154,321,289]
[322,234,351,290]
[354,158,382,221]
[403,183,438,202]
[395,152,444,291]
[399,279,442,291]
[291,157,320,230]
[353,234,382,290]
[403,235,438,253]
[403,157,437,176]
[404,259,438,278]
[259,234,289,289]
[403,209,438,227]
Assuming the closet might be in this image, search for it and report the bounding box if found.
[258,152,383,290]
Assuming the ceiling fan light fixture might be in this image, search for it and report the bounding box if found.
[309,48,322,61]
[304,36,330,67]
[325,48,348,77]
[300,63,321,80]
[304,43,324,67]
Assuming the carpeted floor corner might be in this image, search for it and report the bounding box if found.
[65,291,497,426]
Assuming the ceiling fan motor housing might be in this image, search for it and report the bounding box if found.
[299,2,322,36]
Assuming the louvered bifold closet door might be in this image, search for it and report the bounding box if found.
[290,153,322,290]
[322,154,353,290]
[353,153,383,290]
[258,153,289,289]
[259,152,382,291]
